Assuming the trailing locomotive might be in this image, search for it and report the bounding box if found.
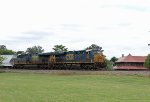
[12,49,106,70]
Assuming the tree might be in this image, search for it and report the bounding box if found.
[0,55,4,66]
[26,45,44,54]
[144,54,150,69]
[103,59,113,70]
[0,56,4,71]
[0,45,15,55]
[53,45,68,52]
[86,44,103,53]
[0,45,7,50]
[0,49,15,55]
[16,51,25,55]
[110,57,118,66]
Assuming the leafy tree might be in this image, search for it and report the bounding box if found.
[53,45,68,52]
[0,55,4,66]
[0,56,5,71]
[110,57,118,63]
[105,59,113,70]
[144,54,150,69]
[0,50,15,55]
[110,56,118,66]
[26,45,44,54]
[0,45,7,50]
[16,51,25,55]
[86,44,103,53]
[0,45,15,55]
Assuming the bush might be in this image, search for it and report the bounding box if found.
[105,59,113,70]
[144,54,150,69]
[0,55,4,66]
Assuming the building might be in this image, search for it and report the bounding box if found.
[113,54,148,70]
[0,55,17,68]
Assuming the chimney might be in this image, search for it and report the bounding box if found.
[122,54,124,57]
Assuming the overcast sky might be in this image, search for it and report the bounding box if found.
[0,0,150,59]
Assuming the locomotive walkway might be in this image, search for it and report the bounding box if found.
[2,69,150,77]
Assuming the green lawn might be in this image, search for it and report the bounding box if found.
[0,73,150,102]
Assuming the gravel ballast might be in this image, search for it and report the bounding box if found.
[2,69,150,77]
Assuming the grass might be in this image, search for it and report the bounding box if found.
[0,73,150,102]
[0,69,5,73]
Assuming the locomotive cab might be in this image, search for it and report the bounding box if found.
[92,50,105,63]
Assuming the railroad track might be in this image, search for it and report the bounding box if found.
[2,69,150,77]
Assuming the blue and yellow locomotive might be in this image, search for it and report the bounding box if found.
[13,49,106,70]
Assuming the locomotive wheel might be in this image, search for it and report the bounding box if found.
[94,63,103,70]
[89,64,95,70]
[65,64,72,70]
[80,64,86,70]
[19,65,24,69]
[58,64,65,70]
[48,64,54,70]
[53,64,60,70]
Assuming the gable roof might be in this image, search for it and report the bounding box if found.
[1,55,17,66]
[116,54,147,63]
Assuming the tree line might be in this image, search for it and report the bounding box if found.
[0,44,104,55]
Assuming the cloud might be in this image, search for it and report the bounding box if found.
[118,23,131,27]
[100,4,150,12]
[22,31,53,36]
[60,24,81,31]
[117,5,150,12]
[11,31,54,41]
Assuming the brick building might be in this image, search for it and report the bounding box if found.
[113,54,148,70]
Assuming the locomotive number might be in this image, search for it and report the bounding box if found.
[66,54,74,60]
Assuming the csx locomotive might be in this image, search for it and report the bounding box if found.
[12,49,106,70]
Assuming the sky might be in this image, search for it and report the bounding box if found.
[0,0,150,59]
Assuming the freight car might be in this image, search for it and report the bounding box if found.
[12,49,106,70]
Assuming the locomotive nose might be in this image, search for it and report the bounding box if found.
[94,54,105,63]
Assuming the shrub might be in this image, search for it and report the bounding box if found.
[144,54,150,69]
